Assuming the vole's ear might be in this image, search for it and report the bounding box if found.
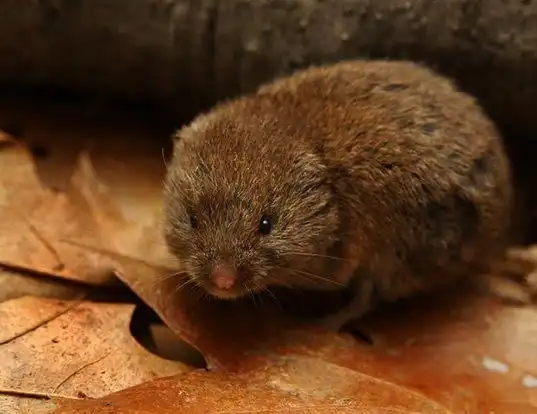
[291,152,328,187]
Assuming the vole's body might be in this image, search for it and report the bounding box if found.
[163,60,513,329]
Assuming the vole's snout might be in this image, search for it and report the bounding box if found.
[210,263,238,290]
[202,261,250,299]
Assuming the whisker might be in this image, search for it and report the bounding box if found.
[169,276,195,296]
[262,286,282,311]
[254,284,266,308]
[264,272,294,289]
[249,286,259,308]
[161,147,168,168]
[188,282,207,301]
[278,251,350,263]
[179,277,197,292]
[273,265,344,287]
[170,282,184,297]
[160,270,188,281]
[146,270,189,290]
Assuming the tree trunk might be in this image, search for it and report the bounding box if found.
[0,0,535,135]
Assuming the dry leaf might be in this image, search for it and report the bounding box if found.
[0,100,171,296]
[53,355,453,414]
[0,141,120,287]
[79,244,537,413]
[296,287,537,413]
[1,398,56,414]
[0,296,191,413]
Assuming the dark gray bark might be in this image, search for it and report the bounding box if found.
[0,0,535,135]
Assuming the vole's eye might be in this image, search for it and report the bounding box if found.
[258,214,273,235]
[189,214,198,229]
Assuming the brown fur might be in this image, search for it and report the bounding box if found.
[162,59,513,328]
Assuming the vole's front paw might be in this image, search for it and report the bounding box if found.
[485,246,537,305]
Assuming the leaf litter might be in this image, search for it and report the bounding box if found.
[0,138,120,287]
[0,98,535,413]
[0,296,191,414]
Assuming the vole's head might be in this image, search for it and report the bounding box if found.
[162,104,340,300]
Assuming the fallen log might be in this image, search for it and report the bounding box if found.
[0,0,535,134]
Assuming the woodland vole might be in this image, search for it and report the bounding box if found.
[162,60,513,329]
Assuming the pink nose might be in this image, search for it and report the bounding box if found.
[210,263,238,290]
